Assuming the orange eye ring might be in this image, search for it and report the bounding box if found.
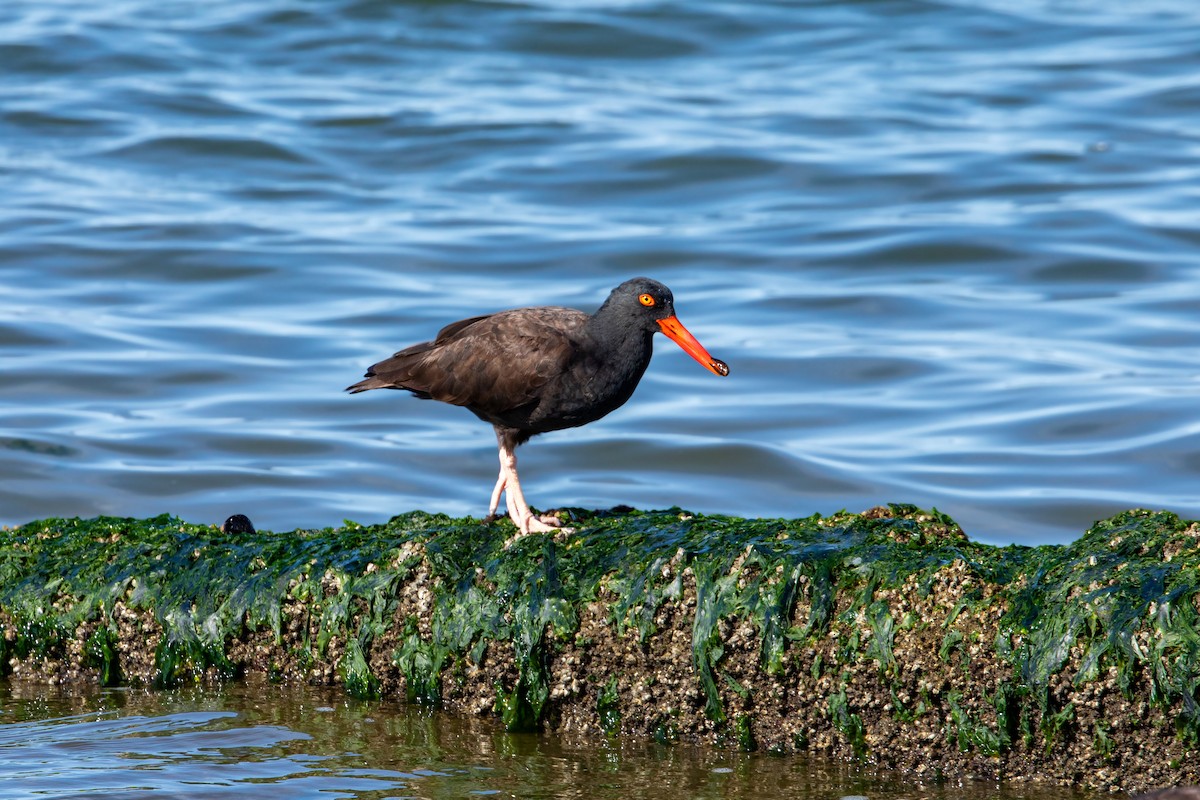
[638,293,656,307]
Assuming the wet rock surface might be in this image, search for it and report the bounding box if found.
[2,505,1199,795]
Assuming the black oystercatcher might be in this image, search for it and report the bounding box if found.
[347,277,729,535]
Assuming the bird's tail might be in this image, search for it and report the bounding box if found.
[345,376,391,393]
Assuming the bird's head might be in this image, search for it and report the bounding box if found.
[609,277,729,377]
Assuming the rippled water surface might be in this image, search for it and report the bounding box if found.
[0,681,1096,799]
[3,0,1200,545]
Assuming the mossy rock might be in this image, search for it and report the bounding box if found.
[1,505,1199,793]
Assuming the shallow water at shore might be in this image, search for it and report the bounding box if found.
[0,680,1101,800]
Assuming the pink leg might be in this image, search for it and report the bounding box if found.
[493,434,559,535]
[487,468,506,519]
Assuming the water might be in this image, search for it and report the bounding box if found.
[0,680,1095,799]
[12,2,1199,789]
[3,3,1200,544]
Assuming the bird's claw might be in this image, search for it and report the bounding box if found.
[496,511,575,547]
[526,513,563,532]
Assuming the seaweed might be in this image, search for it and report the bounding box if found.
[828,686,867,757]
[3,504,1200,789]
[596,676,621,736]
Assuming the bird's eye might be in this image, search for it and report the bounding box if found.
[639,293,656,307]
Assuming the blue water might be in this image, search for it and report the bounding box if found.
[3,0,1200,546]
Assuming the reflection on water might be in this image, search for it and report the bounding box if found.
[0,680,1097,800]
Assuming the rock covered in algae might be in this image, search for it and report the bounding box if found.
[2,504,1200,794]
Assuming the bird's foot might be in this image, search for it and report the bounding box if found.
[483,511,555,531]
[498,510,575,546]
[508,514,562,539]
[525,513,564,533]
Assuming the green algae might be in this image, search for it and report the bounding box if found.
[734,713,757,751]
[946,689,1006,756]
[82,625,120,686]
[0,513,422,689]
[828,686,867,757]
[340,638,380,700]
[3,504,1200,774]
[394,617,448,705]
[1001,510,1200,747]
[597,676,621,736]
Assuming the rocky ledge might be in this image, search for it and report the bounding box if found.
[2,505,1199,794]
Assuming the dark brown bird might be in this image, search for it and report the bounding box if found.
[347,277,729,535]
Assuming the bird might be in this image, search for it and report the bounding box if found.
[347,277,729,536]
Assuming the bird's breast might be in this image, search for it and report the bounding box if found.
[528,348,649,430]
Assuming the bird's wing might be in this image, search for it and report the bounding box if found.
[363,307,588,414]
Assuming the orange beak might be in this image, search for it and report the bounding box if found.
[656,316,730,377]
